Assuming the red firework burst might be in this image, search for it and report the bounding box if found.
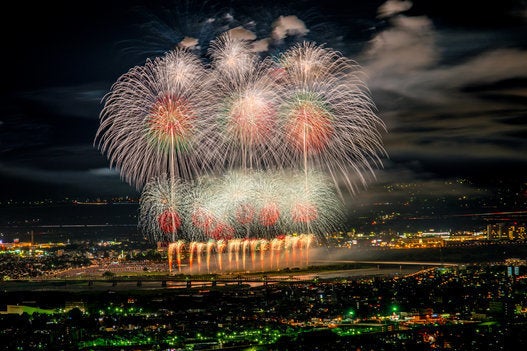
[291,202,318,223]
[235,203,255,225]
[259,203,280,227]
[158,210,182,234]
[148,94,195,144]
[209,222,234,240]
[191,208,216,233]
[286,101,333,153]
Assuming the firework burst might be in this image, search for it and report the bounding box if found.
[278,42,386,195]
[280,170,344,239]
[138,169,344,244]
[139,175,190,243]
[254,170,285,233]
[208,34,286,171]
[185,175,235,242]
[213,170,344,240]
[208,33,259,80]
[215,171,258,233]
[95,48,217,190]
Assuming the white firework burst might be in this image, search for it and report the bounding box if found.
[208,33,286,171]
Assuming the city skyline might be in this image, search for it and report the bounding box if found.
[1,0,526,218]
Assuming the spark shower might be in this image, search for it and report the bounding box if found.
[95,32,385,273]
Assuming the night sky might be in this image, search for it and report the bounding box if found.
[2,0,526,214]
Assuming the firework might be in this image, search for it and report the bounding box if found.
[95,48,217,190]
[99,19,386,275]
[208,33,286,171]
[168,234,315,273]
[184,172,258,241]
[278,42,386,195]
[96,1,389,275]
[208,33,259,81]
[280,170,345,239]
[214,171,258,235]
[139,169,344,244]
[210,170,344,240]
[98,38,385,197]
[253,170,287,236]
[138,174,190,243]
[186,175,235,242]
[167,240,185,273]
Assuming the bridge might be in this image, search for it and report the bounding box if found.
[312,259,459,267]
[0,260,461,291]
[0,275,301,291]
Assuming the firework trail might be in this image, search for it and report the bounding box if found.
[95,48,217,190]
[138,175,189,243]
[277,42,386,196]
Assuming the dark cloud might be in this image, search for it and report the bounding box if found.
[408,0,527,28]
[0,162,137,199]
[18,84,107,120]
[360,6,527,172]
